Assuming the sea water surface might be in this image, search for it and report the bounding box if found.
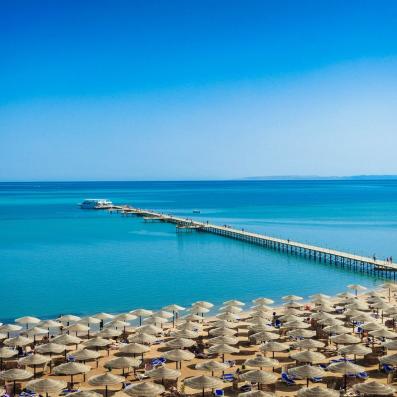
[1,180,397,321]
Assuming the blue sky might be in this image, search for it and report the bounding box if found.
[1,0,397,180]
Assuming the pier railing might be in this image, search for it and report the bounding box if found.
[108,205,397,280]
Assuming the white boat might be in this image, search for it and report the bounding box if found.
[80,199,113,209]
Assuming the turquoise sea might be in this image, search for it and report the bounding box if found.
[1,180,397,321]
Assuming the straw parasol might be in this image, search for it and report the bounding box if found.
[339,344,372,361]
[208,344,239,362]
[282,295,303,301]
[195,361,228,376]
[69,349,100,366]
[283,321,310,329]
[251,331,279,343]
[0,347,17,370]
[379,353,397,365]
[70,391,102,397]
[224,299,245,306]
[124,381,165,397]
[104,357,141,375]
[0,324,22,337]
[240,370,277,388]
[146,365,181,383]
[370,329,397,339]
[4,335,33,347]
[219,306,243,314]
[184,375,224,397]
[317,318,344,326]
[288,365,326,387]
[67,323,90,335]
[162,349,195,369]
[97,328,122,338]
[39,320,63,329]
[119,343,150,357]
[244,354,279,370]
[330,334,360,345]
[293,339,325,350]
[297,386,339,397]
[115,313,137,322]
[193,301,214,309]
[0,368,33,395]
[26,378,66,396]
[128,333,158,344]
[53,334,82,346]
[88,373,125,397]
[15,316,40,329]
[94,313,114,320]
[239,391,275,397]
[84,337,112,350]
[130,309,153,325]
[353,381,395,396]
[165,338,195,349]
[327,361,364,390]
[208,327,236,337]
[287,329,316,338]
[135,324,162,335]
[58,315,81,323]
[207,336,239,345]
[253,298,274,305]
[177,320,202,330]
[53,362,91,386]
[18,354,50,377]
[216,312,239,321]
[360,322,383,332]
[382,340,397,350]
[290,350,326,364]
[323,325,351,335]
[260,341,289,358]
[347,284,367,296]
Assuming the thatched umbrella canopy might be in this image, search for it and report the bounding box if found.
[70,391,101,397]
[135,324,162,335]
[207,344,239,362]
[4,335,33,347]
[297,386,339,397]
[69,349,100,367]
[353,381,395,396]
[288,365,326,387]
[253,298,274,305]
[208,327,236,337]
[369,329,397,339]
[0,347,17,370]
[382,340,397,351]
[286,329,316,338]
[339,344,372,361]
[26,378,66,396]
[347,284,367,296]
[207,336,239,345]
[18,354,50,377]
[15,316,40,329]
[119,343,150,357]
[282,295,303,302]
[379,353,397,365]
[162,349,195,369]
[330,334,360,345]
[327,361,364,390]
[58,315,81,324]
[283,321,310,329]
[251,331,279,343]
[238,391,276,397]
[130,309,153,326]
[66,323,90,336]
[184,375,224,397]
[53,362,91,386]
[323,325,351,335]
[195,361,228,376]
[94,313,114,321]
[244,354,279,370]
[88,372,125,397]
[39,320,63,330]
[293,339,325,350]
[128,333,158,344]
[219,306,243,314]
[165,338,195,349]
[0,368,33,394]
[83,337,112,351]
[240,369,277,388]
[124,381,165,397]
[260,341,289,358]
[97,328,122,338]
[104,356,141,376]
[317,318,344,327]
[53,334,82,346]
[0,324,22,337]
[290,350,326,364]
[146,365,181,383]
[360,322,383,332]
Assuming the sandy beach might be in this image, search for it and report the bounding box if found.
[1,284,397,397]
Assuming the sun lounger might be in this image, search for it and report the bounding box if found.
[136,372,149,381]
[222,374,234,382]
[357,372,368,379]
[382,364,394,373]
[225,360,235,367]
[151,357,166,367]
[281,372,296,385]
[239,384,251,392]
[214,390,224,396]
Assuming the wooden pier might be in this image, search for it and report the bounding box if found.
[107,205,397,280]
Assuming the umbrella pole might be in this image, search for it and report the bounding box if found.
[105,385,108,397]
[71,374,74,388]
[13,380,16,396]
[344,374,347,390]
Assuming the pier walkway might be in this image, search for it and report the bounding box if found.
[108,205,397,280]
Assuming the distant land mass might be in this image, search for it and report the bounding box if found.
[244,175,397,181]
